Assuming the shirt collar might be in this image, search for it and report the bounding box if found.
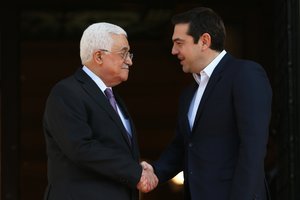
[82,66,109,92]
[193,50,227,84]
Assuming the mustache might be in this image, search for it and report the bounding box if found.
[121,65,129,69]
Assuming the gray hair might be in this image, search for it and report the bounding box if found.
[80,22,127,65]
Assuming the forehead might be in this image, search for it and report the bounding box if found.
[111,34,129,51]
[172,23,190,41]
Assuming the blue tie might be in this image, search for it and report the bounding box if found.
[104,88,118,113]
[104,88,132,144]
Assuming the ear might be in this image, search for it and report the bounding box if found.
[94,50,103,64]
[199,33,211,50]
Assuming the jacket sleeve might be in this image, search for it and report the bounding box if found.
[230,61,272,199]
[43,82,142,189]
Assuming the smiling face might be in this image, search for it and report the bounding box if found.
[171,23,207,73]
[95,33,133,87]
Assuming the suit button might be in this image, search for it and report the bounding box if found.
[188,143,193,147]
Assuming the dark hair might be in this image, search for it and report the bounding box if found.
[171,7,226,51]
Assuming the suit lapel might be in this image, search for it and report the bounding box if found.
[192,54,231,133]
[114,93,138,150]
[183,83,198,136]
[192,72,222,131]
[74,69,133,148]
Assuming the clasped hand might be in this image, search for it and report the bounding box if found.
[136,161,159,193]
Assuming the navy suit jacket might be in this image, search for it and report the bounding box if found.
[43,68,142,200]
[153,53,272,200]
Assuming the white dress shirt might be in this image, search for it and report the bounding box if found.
[82,66,132,135]
[188,50,227,130]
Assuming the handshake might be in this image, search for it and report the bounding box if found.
[136,161,159,193]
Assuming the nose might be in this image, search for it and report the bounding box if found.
[124,56,133,66]
[171,45,178,55]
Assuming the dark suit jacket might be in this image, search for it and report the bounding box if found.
[43,68,142,200]
[153,53,272,200]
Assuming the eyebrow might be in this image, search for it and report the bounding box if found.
[119,46,130,51]
[173,38,184,43]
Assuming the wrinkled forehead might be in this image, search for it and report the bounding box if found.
[110,33,130,51]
